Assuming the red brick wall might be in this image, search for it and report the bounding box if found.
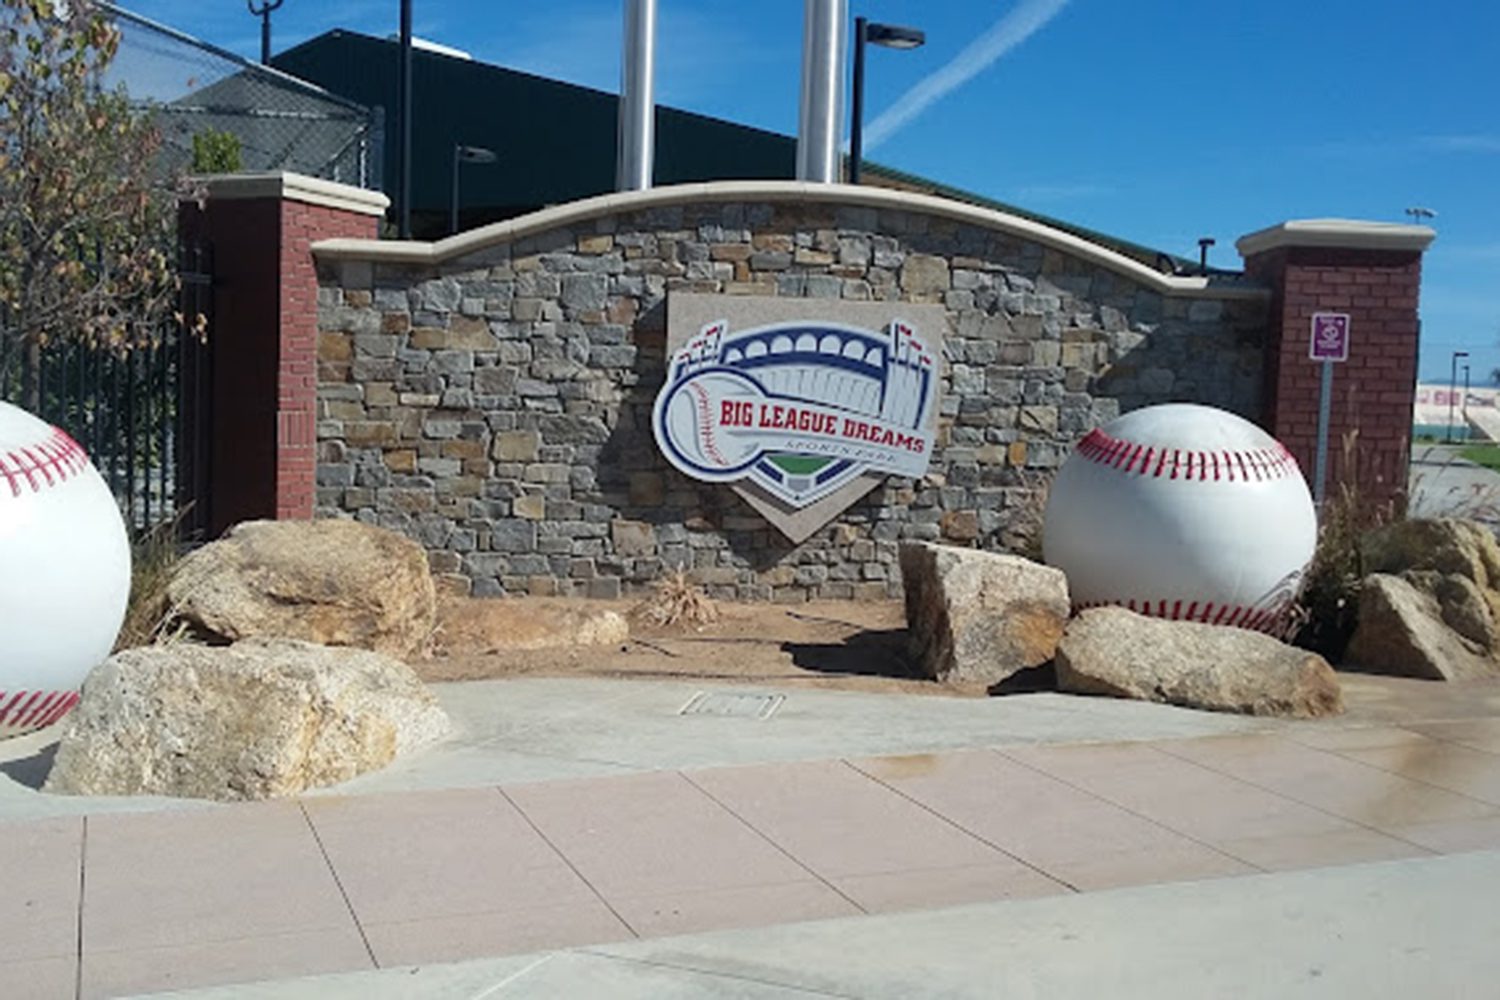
[276,201,376,519]
[181,190,377,535]
[1245,245,1422,512]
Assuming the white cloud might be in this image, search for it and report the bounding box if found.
[861,0,1070,152]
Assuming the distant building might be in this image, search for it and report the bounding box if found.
[1414,383,1499,441]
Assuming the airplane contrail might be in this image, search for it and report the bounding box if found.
[861,0,1072,152]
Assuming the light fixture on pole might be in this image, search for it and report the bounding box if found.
[1449,350,1469,442]
[849,17,924,184]
[246,0,284,65]
[1464,363,1472,436]
[450,145,498,235]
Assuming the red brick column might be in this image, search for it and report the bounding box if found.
[179,174,388,535]
[1238,221,1435,513]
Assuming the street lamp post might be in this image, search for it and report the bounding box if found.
[1449,350,1469,443]
[450,145,498,235]
[246,0,284,65]
[1463,363,1472,436]
[848,17,924,184]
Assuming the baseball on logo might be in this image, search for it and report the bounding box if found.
[1043,403,1316,634]
[0,400,131,738]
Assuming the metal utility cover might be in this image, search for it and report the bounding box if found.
[679,691,785,720]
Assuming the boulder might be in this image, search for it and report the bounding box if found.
[1363,518,1500,591]
[167,519,436,658]
[899,542,1069,687]
[1344,574,1500,681]
[1056,607,1343,718]
[44,638,450,801]
[436,597,630,654]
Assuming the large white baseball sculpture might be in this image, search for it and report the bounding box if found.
[0,400,131,738]
[1043,403,1316,634]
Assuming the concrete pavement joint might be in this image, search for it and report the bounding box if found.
[1149,735,1500,832]
[297,802,378,970]
[573,948,860,999]
[840,756,1083,893]
[74,815,86,1000]
[675,769,869,917]
[491,785,640,940]
[470,953,557,999]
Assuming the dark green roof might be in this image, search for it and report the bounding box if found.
[273,30,1195,268]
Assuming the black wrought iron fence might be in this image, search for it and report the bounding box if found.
[0,241,213,540]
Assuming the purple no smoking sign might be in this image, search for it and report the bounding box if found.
[1310,312,1351,362]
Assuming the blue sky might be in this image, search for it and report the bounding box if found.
[116,0,1498,384]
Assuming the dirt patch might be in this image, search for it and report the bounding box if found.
[417,597,988,697]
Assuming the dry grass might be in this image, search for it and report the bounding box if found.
[1292,431,1397,660]
[630,569,720,629]
[113,520,185,651]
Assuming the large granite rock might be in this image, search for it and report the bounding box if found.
[899,542,1069,687]
[1344,573,1499,681]
[1362,518,1500,590]
[1056,607,1343,717]
[167,519,436,658]
[45,638,450,801]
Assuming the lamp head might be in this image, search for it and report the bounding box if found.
[865,22,925,49]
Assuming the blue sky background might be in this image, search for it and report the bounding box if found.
[116,0,1498,384]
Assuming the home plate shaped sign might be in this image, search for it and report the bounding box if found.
[658,294,946,542]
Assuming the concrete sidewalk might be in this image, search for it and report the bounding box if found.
[5,684,1500,999]
[141,848,1500,999]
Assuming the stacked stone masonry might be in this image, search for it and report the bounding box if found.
[314,200,1269,600]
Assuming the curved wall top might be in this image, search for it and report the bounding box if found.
[311,180,1268,301]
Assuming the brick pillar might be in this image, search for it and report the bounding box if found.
[1238,220,1435,513]
[179,173,388,535]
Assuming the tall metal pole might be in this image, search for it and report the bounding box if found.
[849,17,867,184]
[450,145,460,235]
[616,0,657,191]
[398,0,414,238]
[246,0,283,66]
[795,0,847,183]
[1464,363,1472,437]
[1448,351,1468,443]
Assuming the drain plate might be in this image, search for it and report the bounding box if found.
[679,691,785,720]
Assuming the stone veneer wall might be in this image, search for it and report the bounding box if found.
[312,185,1270,600]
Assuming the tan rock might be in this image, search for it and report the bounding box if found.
[900,254,950,295]
[612,519,657,557]
[436,597,629,653]
[1344,573,1499,681]
[1362,518,1500,590]
[1057,607,1342,717]
[44,639,450,801]
[899,542,1069,687]
[166,519,436,658]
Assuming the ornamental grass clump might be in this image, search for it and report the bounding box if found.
[631,569,720,629]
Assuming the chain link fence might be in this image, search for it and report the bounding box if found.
[104,3,382,188]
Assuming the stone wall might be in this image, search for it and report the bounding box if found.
[312,184,1270,600]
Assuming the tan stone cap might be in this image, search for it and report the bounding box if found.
[1236,218,1436,257]
[312,180,1268,300]
[192,171,390,217]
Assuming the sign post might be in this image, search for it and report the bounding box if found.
[1309,312,1350,505]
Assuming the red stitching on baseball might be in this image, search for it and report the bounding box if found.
[0,428,87,498]
[1076,426,1300,482]
[1072,598,1294,636]
[688,381,730,469]
[0,690,80,732]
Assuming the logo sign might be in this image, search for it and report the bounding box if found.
[654,318,938,511]
[1310,312,1350,362]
